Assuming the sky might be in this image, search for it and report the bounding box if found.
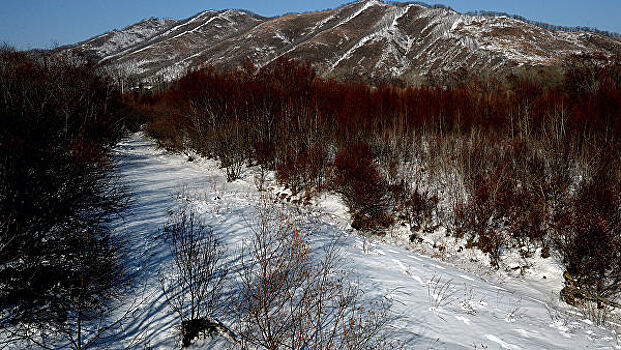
[1,0,621,50]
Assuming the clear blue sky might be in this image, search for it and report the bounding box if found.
[2,0,620,50]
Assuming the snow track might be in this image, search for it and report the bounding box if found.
[111,133,620,349]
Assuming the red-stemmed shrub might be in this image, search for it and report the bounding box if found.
[331,143,392,233]
[276,150,306,194]
[551,155,621,305]
[133,54,621,299]
[392,181,439,235]
[144,113,190,152]
[276,144,329,195]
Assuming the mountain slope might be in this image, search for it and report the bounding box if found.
[66,0,621,83]
[77,17,178,60]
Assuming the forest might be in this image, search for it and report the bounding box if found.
[138,53,621,306]
[1,45,620,348]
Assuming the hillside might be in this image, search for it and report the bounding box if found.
[64,0,621,83]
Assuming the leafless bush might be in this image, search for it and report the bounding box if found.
[160,202,228,347]
[460,285,478,316]
[276,144,329,196]
[144,113,190,153]
[545,303,571,330]
[453,139,545,267]
[392,180,439,235]
[215,121,247,182]
[0,47,131,350]
[0,215,15,265]
[0,227,135,350]
[331,143,393,233]
[551,153,621,306]
[231,200,397,350]
[254,164,269,192]
[276,149,305,194]
[505,298,524,323]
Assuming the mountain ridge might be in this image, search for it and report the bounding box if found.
[61,0,621,84]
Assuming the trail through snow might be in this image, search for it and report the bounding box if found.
[111,133,620,349]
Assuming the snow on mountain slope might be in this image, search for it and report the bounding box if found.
[90,10,264,78]
[64,0,621,83]
[105,133,621,349]
[77,18,178,59]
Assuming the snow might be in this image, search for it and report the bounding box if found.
[274,30,292,45]
[330,4,413,74]
[99,9,256,65]
[333,0,385,30]
[311,11,338,32]
[91,18,176,61]
[171,10,240,39]
[170,16,219,39]
[164,10,217,37]
[102,133,621,349]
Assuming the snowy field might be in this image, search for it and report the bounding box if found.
[110,133,621,349]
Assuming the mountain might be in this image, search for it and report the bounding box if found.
[64,0,621,84]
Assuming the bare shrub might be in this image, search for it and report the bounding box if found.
[276,144,329,195]
[144,113,190,153]
[331,143,392,233]
[252,141,275,192]
[392,181,439,234]
[0,48,133,349]
[454,139,551,267]
[254,165,269,192]
[581,301,612,327]
[276,149,305,194]
[551,154,621,307]
[214,121,247,182]
[160,202,228,347]
[231,201,396,350]
[460,285,478,316]
[454,167,512,268]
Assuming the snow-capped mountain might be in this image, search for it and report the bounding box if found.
[65,0,621,82]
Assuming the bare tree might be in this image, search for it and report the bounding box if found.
[0,227,137,350]
[0,214,16,265]
[160,201,228,347]
[0,47,134,349]
[231,200,396,350]
[216,120,247,182]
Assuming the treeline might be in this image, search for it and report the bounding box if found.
[137,54,621,307]
[390,1,621,38]
[467,10,621,38]
[0,47,130,348]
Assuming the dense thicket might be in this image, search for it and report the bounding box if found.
[137,53,621,306]
[0,47,128,344]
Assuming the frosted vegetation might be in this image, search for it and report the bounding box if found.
[1,45,620,349]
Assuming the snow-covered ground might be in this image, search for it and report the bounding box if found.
[112,133,621,349]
